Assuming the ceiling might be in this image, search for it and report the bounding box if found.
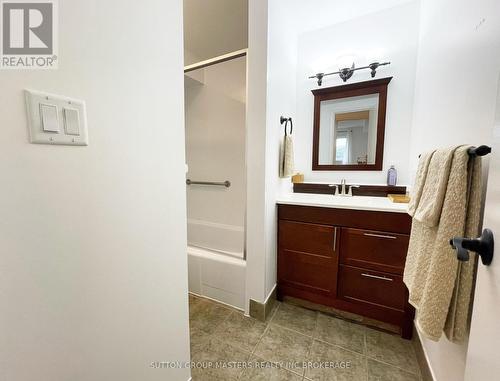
[184,0,248,65]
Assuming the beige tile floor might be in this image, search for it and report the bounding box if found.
[189,294,421,381]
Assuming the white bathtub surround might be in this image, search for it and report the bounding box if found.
[184,55,247,310]
[186,217,246,310]
[188,246,246,310]
[276,192,409,213]
[185,56,247,236]
[187,218,244,258]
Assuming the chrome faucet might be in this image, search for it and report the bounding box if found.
[346,183,360,196]
[340,179,347,196]
[329,179,360,197]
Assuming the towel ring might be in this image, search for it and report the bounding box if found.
[280,116,293,136]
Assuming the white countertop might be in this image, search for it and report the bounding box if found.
[276,193,409,214]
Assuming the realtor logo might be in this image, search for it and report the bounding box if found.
[1,0,58,69]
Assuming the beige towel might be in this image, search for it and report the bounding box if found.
[408,151,434,216]
[279,135,294,178]
[413,148,455,226]
[444,152,482,342]
[403,146,482,342]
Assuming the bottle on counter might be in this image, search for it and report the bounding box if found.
[387,165,397,186]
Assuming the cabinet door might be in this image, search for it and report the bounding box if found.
[278,220,338,297]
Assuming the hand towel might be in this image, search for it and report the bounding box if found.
[407,150,434,217]
[279,134,294,178]
[413,148,456,227]
[403,145,482,342]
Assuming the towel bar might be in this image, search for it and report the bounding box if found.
[418,145,492,158]
[467,145,492,157]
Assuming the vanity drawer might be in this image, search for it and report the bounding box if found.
[338,265,406,311]
[339,228,409,274]
[279,220,337,257]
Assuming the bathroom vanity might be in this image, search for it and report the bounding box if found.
[276,193,414,339]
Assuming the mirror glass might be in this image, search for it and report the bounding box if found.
[318,94,379,166]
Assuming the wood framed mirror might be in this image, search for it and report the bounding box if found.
[312,77,392,171]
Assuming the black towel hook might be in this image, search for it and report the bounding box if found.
[280,116,293,136]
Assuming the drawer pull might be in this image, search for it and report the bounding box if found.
[363,233,397,240]
[361,273,394,282]
[333,227,337,249]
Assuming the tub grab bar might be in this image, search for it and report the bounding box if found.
[186,179,231,188]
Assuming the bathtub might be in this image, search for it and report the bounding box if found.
[187,218,245,259]
[187,219,246,310]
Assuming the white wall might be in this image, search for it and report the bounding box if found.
[245,0,299,308]
[0,1,191,380]
[464,75,500,381]
[409,0,500,380]
[295,1,420,185]
[275,0,415,37]
[262,0,299,299]
[185,57,247,235]
[245,0,270,309]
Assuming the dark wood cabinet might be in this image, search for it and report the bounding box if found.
[337,265,406,311]
[339,228,409,274]
[278,220,339,298]
[277,204,414,339]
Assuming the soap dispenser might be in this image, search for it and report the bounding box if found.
[387,165,397,186]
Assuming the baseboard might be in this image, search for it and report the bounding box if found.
[249,284,277,322]
[412,325,435,381]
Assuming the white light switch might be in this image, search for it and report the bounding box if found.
[25,89,89,146]
[40,104,59,132]
[64,108,80,136]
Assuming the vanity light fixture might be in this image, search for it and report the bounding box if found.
[309,61,391,86]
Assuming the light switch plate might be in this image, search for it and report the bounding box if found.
[25,89,89,146]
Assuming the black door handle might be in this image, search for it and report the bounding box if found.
[450,229,494,266]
